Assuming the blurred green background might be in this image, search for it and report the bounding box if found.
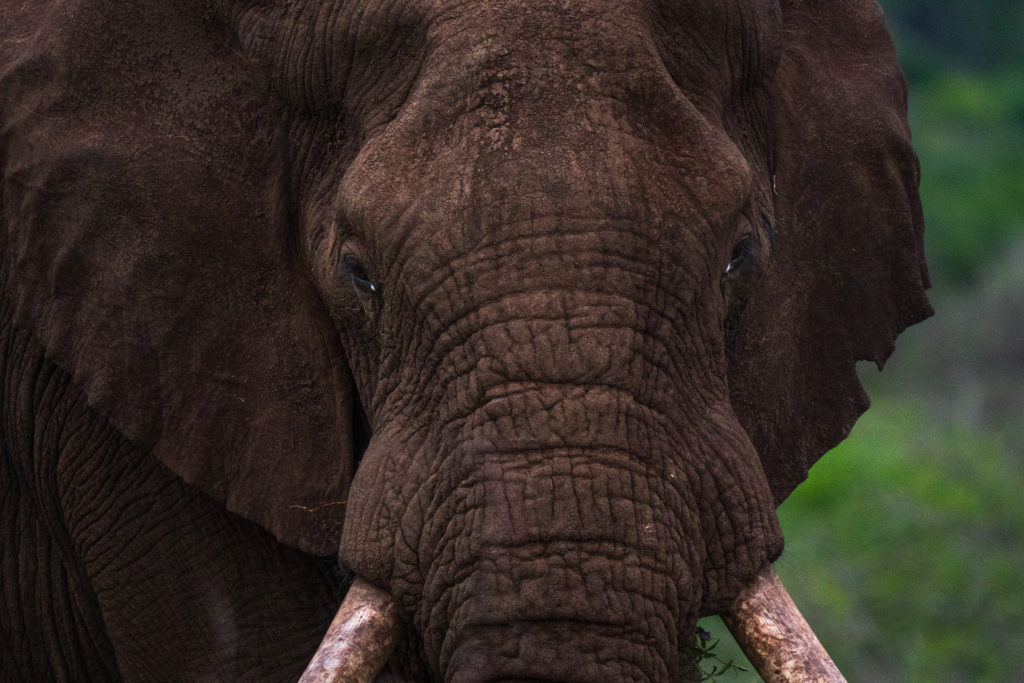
[699,1,1024,680]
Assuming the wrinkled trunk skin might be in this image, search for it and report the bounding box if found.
[429,443,699,682]
[342,296,781,681]
[390,395,703,680]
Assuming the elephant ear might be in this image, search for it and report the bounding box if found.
[1,4,353,554]
[728,0,932,505]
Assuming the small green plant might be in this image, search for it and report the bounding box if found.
[689,626,749,681]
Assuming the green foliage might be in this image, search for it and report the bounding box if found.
[697,378,1024,680]
[908,69,1024,284]
[881,0,1024,72]
[776,397,1024,681]
[689,627,748,681]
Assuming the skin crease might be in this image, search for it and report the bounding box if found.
[0,0,931,681]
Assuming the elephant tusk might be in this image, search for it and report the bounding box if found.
[722,565,847,683]
[298,577,401,683]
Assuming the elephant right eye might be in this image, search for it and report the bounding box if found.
[341,256,379,295]
[723,235,755,278]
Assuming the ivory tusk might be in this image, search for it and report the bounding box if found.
[722,565,847,682]
[298,577,401,683]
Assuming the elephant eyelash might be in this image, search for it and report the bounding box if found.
[341,256,379,295]
[760,211,775,248]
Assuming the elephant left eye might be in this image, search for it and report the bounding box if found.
[341,256,379,295]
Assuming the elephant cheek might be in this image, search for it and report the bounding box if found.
[337,433,411,595]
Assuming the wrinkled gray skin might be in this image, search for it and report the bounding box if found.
[0,0,930,681]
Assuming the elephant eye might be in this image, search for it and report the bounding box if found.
[724,235,755,276]
[341,256,378,295]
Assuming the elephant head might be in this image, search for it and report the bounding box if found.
[1,0,930,680]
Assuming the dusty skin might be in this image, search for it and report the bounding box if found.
[1,0,929,680]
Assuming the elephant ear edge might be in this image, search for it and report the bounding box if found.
[728,0,933,505]
[0,3,355,555]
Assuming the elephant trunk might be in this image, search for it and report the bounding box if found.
[335,289,796,678]
[446,535,686,678]
[412,434,701,681]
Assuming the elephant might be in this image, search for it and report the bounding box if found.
[0,0,932,680]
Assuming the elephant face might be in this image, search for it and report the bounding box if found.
[1,0,930,680]
[311,6,786,676]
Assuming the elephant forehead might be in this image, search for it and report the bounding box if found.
[415,0,780,112]
[234,0,777,105]
[341,0,778,137]
[316,3,771,250]
[334,113,751,293]
[236,0,778,164]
